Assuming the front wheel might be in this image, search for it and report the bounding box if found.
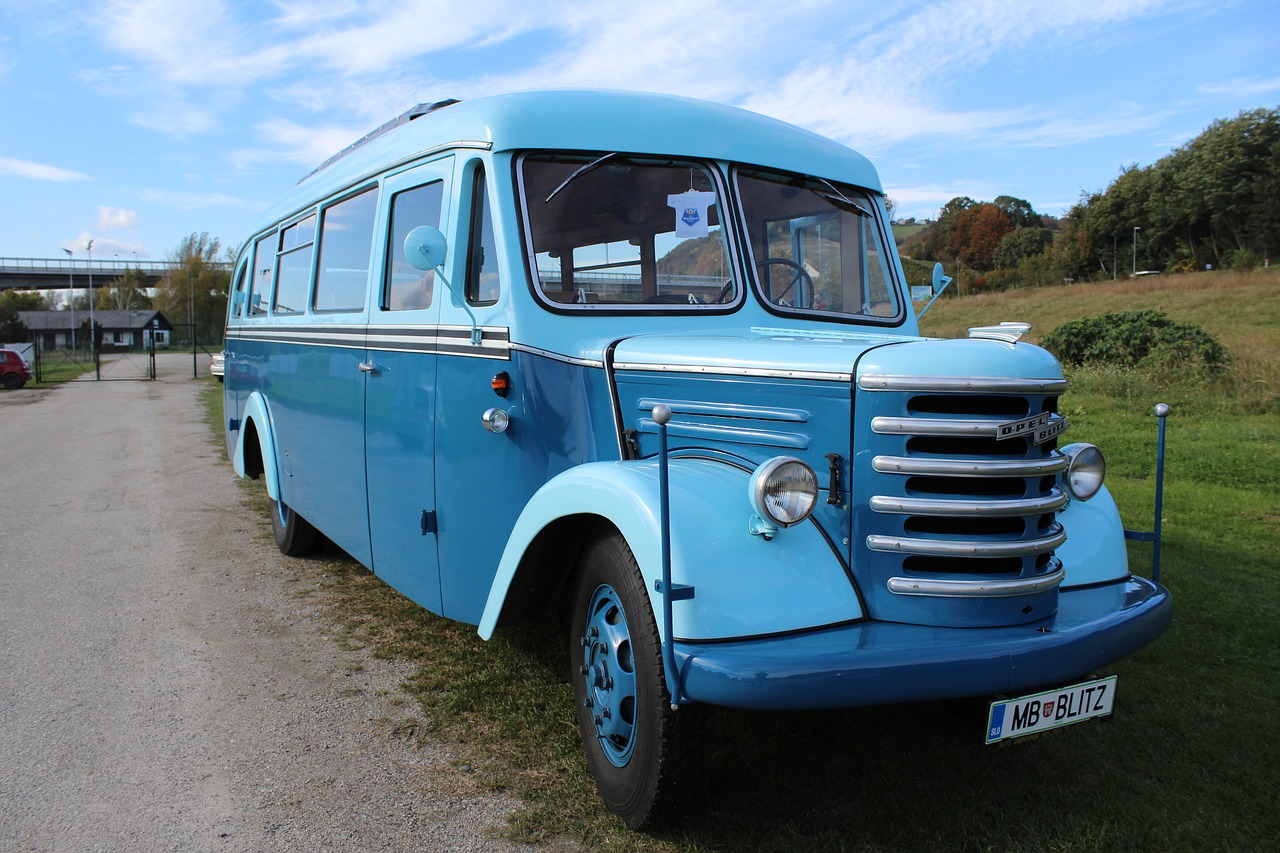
[269,496,318,556]
[570,530,708,829]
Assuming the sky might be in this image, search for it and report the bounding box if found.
[1,0,1277,263]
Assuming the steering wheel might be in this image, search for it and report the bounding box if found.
[756,258,813,308]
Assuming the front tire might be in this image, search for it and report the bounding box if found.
[570,530,708,829]
[269,497,318,556]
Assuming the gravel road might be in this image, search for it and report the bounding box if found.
[0,356,537,851]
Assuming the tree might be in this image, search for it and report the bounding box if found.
[0,291,39,341]
[993,195,1039,229]
[993,226,1054,270]
[94,266,153,312]
[899,195,974,260]
[952,203,1012,270]
[152,233,232,344]
[1067,106,1280,275]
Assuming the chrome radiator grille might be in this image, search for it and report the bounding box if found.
[854,374,1069,627]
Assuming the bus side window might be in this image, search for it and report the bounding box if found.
[231,264,248,317]
[465,164,500,306]
[273,214,316,315]
[384,181,444,311]
[248,232,275,316]
[314,186,378,312]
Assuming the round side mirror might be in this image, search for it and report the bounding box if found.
[404,225,447,270]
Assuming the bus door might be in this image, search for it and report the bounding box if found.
[432,161,526,625]
[365,158,454,614]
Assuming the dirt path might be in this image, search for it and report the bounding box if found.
[0,356,533,851]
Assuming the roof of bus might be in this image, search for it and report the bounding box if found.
[253,89,883,233]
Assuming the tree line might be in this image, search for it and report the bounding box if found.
[898,105,1279,291]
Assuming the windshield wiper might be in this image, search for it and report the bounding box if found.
[815,177,871,217]
[545,152,620,203]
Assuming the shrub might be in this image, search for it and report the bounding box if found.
[1041,309,1231,372]
[1226,248,1262,270]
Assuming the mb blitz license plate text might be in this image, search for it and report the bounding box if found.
[985,675,1117,744]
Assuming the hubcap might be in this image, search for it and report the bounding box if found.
[581,583,637,767]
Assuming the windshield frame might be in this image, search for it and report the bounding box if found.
[732,164,907,328]
[515,150,746,315]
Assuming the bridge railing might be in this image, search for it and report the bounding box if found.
[0,257,182,274]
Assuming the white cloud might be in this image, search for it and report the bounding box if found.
[96,207,138,231]
[0,156,91,182]
[140,188,260,211]
[1198,76,1280,97]
[80,0,1188,189]
[736,0,1174,152]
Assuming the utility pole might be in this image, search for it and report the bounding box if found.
[87,239,96,360]
[61,248,76,352]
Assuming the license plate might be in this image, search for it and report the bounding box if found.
[985,675,1117,745]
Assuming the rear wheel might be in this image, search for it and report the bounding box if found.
[570,530,708,829]
[269,496,318,556]
[2,373,20,389]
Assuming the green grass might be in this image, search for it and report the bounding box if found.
[204,271,1280,850]
[34,358,96,383]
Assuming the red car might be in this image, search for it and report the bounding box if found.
[1,348,33,389]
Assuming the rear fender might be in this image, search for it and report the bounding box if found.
[234,391,280,502]
[478,459,862,641]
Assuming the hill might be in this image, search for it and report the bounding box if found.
[917,268,1279,394]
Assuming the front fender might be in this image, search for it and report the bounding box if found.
[478,458,862,641]
[1056,484,1129,587]
[233,391,280,502]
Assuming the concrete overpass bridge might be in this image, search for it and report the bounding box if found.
[0,257,183,292]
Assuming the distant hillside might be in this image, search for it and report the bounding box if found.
[916,269,1278,388]
[892,222,929,244]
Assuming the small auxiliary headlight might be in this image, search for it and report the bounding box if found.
[749,456,819,530]
[1061,442,1105,501]
[481,407,510,433]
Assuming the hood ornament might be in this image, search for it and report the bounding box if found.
[968,322,1031,343]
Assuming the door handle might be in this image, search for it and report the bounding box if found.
[358,361,377,374]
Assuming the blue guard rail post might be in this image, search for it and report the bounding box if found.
[1123,403,1170,583]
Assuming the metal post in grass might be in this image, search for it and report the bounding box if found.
[1152,403,1169,582]
[1124,402,1170,583]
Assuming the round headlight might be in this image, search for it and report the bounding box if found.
[749,457,819,528]
[1061,443,1105,501]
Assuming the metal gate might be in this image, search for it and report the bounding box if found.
[94,336,157,381]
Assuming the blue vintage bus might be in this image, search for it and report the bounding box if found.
[223,90,1171,827]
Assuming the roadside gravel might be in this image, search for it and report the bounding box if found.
[0,357,539,851]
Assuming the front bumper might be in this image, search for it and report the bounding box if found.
[675,575,1171,710]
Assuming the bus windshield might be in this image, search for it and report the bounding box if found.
[736,167,902,321]
[520,154,737,308]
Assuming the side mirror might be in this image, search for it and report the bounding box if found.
[931,261,952,294]
[916,261,953,320]
[402,224,482,345]
[404,225,448,271]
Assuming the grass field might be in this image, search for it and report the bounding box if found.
[30,357,96,383]
[206,269,1279,851]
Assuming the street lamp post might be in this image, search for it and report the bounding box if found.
[86,239,95,361]
[61,248,76,352]
[1132,226,1141,278]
